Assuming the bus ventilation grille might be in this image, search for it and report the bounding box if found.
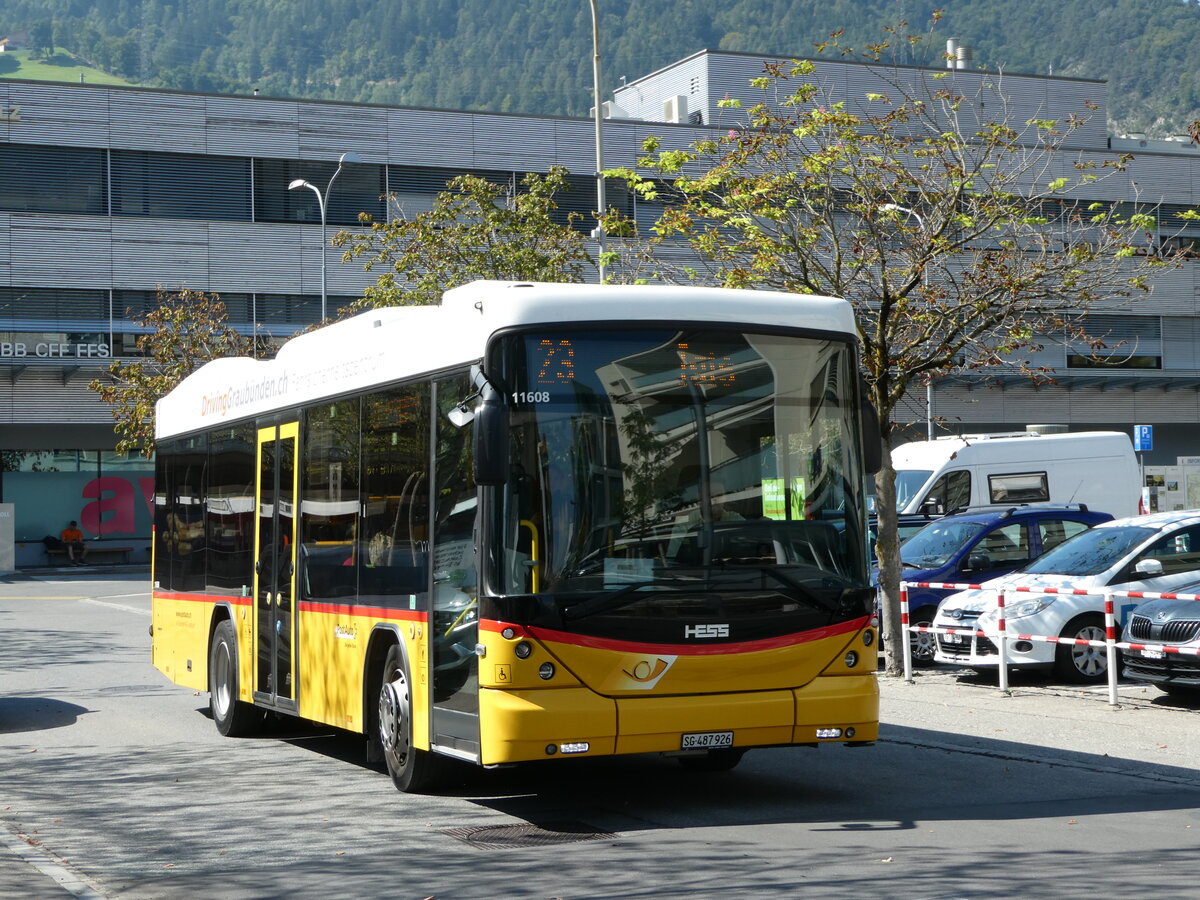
[443,821,614,849]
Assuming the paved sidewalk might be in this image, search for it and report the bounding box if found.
[879,667,1200,780]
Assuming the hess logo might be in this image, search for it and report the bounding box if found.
[685,624,730,639]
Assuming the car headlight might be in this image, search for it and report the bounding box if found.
[978,596,1054,628]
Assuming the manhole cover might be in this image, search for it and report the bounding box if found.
[443,821,614,850]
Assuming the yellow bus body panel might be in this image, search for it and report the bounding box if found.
[477,621,879,764]
[151,592,222,694]
[294,607,430,750]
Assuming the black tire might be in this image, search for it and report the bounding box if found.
[1054,614,1112,684]
[909,608,938,667]
[375,644,445,793]
[209,618,259,737]
[677,748,746,772]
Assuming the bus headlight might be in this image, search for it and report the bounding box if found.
[514,641,532,659]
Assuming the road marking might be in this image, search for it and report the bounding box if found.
[0,596,88,601]
[0,822,108,899]
[81,597,149,615]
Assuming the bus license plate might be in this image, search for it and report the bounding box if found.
[681,731,733,750]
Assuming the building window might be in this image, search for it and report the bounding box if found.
[254,158,385,225]
[111,149,252,220]
[0,143,106,214]
[1067,315,1162,369]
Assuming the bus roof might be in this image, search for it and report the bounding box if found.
[155,280,855,440]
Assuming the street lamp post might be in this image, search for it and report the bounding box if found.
[881,203,935,440]
[587,0,607,282]
[288,150,362,323]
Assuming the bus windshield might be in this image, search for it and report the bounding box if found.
[491,327,871,638]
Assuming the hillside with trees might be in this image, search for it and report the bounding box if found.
[3,0,1200,137]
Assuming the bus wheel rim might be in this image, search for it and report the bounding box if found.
[379,669,410,761]
[213,642,232,716]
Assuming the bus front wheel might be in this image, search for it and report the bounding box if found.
[209,618,259,737]
[378,644,444,793]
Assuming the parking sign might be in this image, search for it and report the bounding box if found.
[1134,425,1153,452]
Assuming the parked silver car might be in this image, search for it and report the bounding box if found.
[1123,586,1200,698]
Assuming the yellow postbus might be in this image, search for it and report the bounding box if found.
[151,281,881,791]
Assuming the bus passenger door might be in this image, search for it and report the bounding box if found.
[430,377,480,761]
[254,421,299,712]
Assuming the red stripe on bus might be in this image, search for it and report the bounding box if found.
[481,616,870,656]
[298,601,425,622]
[153,591,252,606]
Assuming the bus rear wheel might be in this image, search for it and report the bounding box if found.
[378,644,445,793]
[209,618,259,737]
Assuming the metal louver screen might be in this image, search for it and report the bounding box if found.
[1075,315,1162,356]
[0,143,106,214]
[110,150,252,221]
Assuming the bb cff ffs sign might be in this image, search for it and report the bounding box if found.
[1,341,111,359]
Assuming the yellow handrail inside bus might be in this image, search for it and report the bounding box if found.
[520,518,540,594]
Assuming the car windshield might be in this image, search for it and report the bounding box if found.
[901,520,987,569]
[894,469,933,510]
[1022,524,1155,576]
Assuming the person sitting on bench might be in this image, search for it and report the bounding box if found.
[60,520,89,566]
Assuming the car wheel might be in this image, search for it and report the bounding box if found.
[1054,614,1111,684]
[909,608,937,667]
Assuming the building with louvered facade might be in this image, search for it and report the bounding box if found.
[2,47,1199,558]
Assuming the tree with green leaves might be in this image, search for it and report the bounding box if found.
[335,166,594,311]
[89,289,260,458]
[617,28,1182,675]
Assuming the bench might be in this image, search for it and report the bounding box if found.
[46,545,135,566]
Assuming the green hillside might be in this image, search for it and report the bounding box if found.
[2,1,1198,136]
[0,47,132,86]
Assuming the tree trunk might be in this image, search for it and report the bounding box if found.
[874,451,905,677]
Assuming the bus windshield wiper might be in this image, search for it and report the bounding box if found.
[559,579,699,623]
[725,565,839,614]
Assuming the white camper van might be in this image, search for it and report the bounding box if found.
[890,430,1140,518]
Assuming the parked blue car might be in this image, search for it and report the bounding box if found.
[885,504,1115,665]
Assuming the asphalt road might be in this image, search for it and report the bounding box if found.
[3,571,1200,899]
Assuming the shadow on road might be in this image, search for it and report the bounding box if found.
[0,696,91,734]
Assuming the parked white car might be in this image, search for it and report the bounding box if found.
[932,510,1200,683]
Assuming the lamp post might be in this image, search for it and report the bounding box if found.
[288,150,362,323]
[880,203,935,440]
[587,0,607,282]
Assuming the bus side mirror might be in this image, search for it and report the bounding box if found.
[861,393,882,475]
[473,384,508,486]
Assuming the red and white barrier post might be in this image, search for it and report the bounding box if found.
[1104,590,1119,707]
[901,582,913,683]
[996,591,1009,694]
